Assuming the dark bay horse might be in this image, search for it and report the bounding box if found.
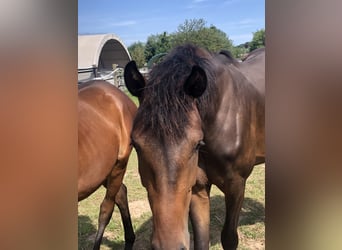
[78,80,137,249]
[124,44,265,250]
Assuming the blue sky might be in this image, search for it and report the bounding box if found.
[78,0,264,46]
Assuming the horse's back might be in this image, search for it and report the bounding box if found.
[78,80,136,148]
[239,48,265,95]
[79,80,136,114]
[78,80,137,200]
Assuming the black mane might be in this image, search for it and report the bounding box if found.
[218,50,240,66]
[134,44,217,143]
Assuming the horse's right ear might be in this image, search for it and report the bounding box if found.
[183,65,207,98]
[124,61,145,97]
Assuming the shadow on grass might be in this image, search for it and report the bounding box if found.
[209,195,265,247]
[78,195,264,249]
[129,196,264,249]
[210,195,265,226]
[131,215,153,249]
[78,215,125,250]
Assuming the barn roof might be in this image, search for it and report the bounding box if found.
[78,34,131,70]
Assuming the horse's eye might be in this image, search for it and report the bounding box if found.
[195,140,205,150]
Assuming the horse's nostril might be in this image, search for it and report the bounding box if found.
[179,245,187,250]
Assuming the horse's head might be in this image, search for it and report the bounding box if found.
[124,55,208,249]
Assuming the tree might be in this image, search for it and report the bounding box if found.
[249,29,265,52]
[142,19,235,64]
[144,32,172,62]
[232,42,250,59]
[231,46,249,59]
[128,42,146,68]
[179,18,206,32]
[171,19,234,52]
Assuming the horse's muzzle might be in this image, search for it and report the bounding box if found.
[151,243,187,250]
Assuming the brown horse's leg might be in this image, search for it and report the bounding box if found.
[115,183,135,250]
[221,175,246,250]
[93,169,125,250]
[190,183,211,250]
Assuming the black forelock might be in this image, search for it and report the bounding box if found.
[133,44,217,143]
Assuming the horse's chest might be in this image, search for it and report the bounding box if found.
[199,151,234,189]
[199,138,254,189]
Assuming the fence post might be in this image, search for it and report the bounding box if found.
[92,64,97,78]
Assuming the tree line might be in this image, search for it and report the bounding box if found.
[128,18,265,68]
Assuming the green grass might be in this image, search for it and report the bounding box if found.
[122,89,139,106]
[78,148,265,250]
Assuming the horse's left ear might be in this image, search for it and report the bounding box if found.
[124,61,146,97]
[183,65,207,98]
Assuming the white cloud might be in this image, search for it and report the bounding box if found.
[238,18,259,25]
[223,0,240,5]
[110,20,137,27]
[187,0,211,9]
[223,18,263,30]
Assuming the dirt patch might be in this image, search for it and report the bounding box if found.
[129,200,150,218]
[242,238,265,250]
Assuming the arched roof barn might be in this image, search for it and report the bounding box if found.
[78,34,131,82]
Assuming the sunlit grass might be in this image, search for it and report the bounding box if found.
[78,147,264,249]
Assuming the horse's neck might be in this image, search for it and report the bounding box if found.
[202,63,263,128]
[200,65,264,161]
[199,72,242,157]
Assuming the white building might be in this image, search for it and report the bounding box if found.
[78,34,131,87]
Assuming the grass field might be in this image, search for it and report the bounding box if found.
[78,147,265,250]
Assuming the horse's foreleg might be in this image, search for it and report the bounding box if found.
[115,183,135,250]
[189,183,211,250]
[93,168,124,250]
[221,175,246,250]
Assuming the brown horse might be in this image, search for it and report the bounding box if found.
[78,80,137,250]
[124,44,264,250]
